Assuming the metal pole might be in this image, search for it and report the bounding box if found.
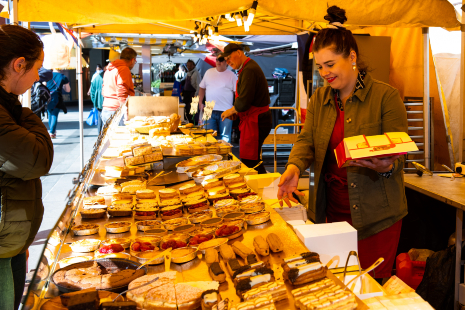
[22,22,32,109]
[460,0,465,163]
[422,28,431,170]
[77,28,84,170]
[9,0,18,24]
[141,44,151,94]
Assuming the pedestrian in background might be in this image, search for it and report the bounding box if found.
[90,64,104,134]
[183,59,200,124]
[46,69,70,138]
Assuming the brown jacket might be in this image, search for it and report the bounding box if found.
[0,87,53,258]
[287,73,408,240]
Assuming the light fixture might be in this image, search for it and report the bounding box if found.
[235,13,242,27]
[225,13,231,20]
[244,16,250,31]
[248,1,258,25]
[208,26,213,36]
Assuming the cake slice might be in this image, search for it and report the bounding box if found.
[175,283,205,310]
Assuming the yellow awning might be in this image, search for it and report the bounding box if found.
[1,0,459,32]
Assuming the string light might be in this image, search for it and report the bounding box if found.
[248,1,258,25]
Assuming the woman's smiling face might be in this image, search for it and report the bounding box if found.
[314,46,357,94]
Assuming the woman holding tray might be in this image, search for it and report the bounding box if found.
[278,6,408,281]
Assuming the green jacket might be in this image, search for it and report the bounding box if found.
[0,86,54,258]
[288,73,408,240]
[90,71,104,109]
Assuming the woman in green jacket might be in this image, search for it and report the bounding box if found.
[278,6,408,280]
[0,25,54,309]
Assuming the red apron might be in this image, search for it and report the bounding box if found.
[235,58,269,160]
[325,94,402,279]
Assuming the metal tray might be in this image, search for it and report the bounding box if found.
[51,258,148,293]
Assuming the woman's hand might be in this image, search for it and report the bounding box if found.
[347,155,399,173]
[277,164,305,207]
[221,107,237,121]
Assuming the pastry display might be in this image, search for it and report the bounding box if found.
[291,278,336,299]
[134,209,158,220]
[243,281,288,303]
[100,301,137,310]
[52,261,145,290]
[240,196,263,207]
[70,239,101,253]
[266,233,283,253]
[185,191,206,199]
[121,182,147,194]
[203,179,223,190]
[189,233,214,246]
[219,243,236,261]
[216,205,240,218]
[83,196,105,206]
[282,252,321,273]
[295,287,355,310]
[58,256,93,268]
[232,266,274,283]
[101,237,132,248]
[201,289,221,310]
[185,198,209,213]
[188,210,213,223]
[230,188,251,199]
[230,294,275,310]
[223,174,244,186]
[71,224,99,236]
[228,182,247,191]
[112,193,133,202]
[163,217,189,230]
[59,287,99,309]
[246,212,270,226]
[213,198,237,209]
[120,180,145,188]
[79,208,106,219]
[207,186,227,196]
[223,212,245,221]
[126,272,177,309]
[159,198,182,208]
[216,224,240,238]
[207,193,230,204]
[134,250,165,265]
[246,254,259,265]
[160,206,183,220]
[136,220,162,231]
[253,236,270,256]
[284,261,327,286]
[159,188,179,200]
[232,242,254,260]
[196,237,228,252]
[96,244,125,257]
[179,183,203,195]
[104,221,132,233]
[236,273,274,298]
[200,217,223,228]
[227,258,242,276]
[205,248,219,264]
[175,282,204,310]
[161,239,188,250]
[137,198,158,205]
[96,184,122,196]
[96,252,131,260]
[209,262,226,282]
[136,189,156,199]
[171,247,197,264]
[107,206,133,217]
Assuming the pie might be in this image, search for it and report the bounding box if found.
[72,224,99,235]
[105,222,132,229]
[83,196,106,205]
[53,261,144,290]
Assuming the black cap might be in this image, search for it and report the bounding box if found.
[220,43,244,58]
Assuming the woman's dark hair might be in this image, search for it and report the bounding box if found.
[313,6,367,71]
[0,24,44,82]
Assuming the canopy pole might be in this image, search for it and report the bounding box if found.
[460,1,465,162]
[422,28,431,170]
[22,22,32,109]
[77,28,84,170]
[142,44,151,94]
[9,0,18,24]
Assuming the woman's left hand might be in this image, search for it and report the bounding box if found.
[348,155,399,173]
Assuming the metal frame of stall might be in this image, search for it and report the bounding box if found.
[7,0,465,308]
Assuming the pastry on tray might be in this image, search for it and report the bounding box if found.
[200,289,221,310]
[283,261,327,286]
[205,248,219,265]
[232,242,254,260]
[232,266,274,286]
[202,178,223,190]
[83,196,106,206]
[219,243,236,261]
[112,193,133,202]
[80,208,106,219]
[253,236,270,256]
[266,233,283,253]
[179,183,203,195]
[71,224,99,236]
[236,273,275,298]
[70,239,101,253]
[242,281,288,303]
[136,189,156,199]
[159,188,179,200]
[209,262,226,283]
[282,252,321,273]
[226,258,242,276]
[230,294,275,310]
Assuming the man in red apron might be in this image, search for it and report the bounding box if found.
[220,44,272,174]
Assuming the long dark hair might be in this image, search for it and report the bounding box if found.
[0,25,43,82]
[313,6,367,71]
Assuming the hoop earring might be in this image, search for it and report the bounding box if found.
[352,62,356,71]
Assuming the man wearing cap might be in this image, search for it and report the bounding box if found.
[221,44,272,174]
[198,55,237,142]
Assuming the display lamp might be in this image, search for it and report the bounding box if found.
[225,13,232,20]
[248,1,258,25]
[243,16,249,32]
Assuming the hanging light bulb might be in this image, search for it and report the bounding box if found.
[244,16,250,32]
[236,13,242,27]
[248,1,258,25]
[193,32,198,43]
[225,13,231,20]
[208,26,213,36]
[228,13,235,22]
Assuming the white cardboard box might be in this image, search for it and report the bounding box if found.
[244,173,281,200]
[294,221,358,268]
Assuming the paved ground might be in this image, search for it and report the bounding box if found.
[28,102,96,272]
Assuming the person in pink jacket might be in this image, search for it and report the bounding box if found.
[101,47,137,125]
